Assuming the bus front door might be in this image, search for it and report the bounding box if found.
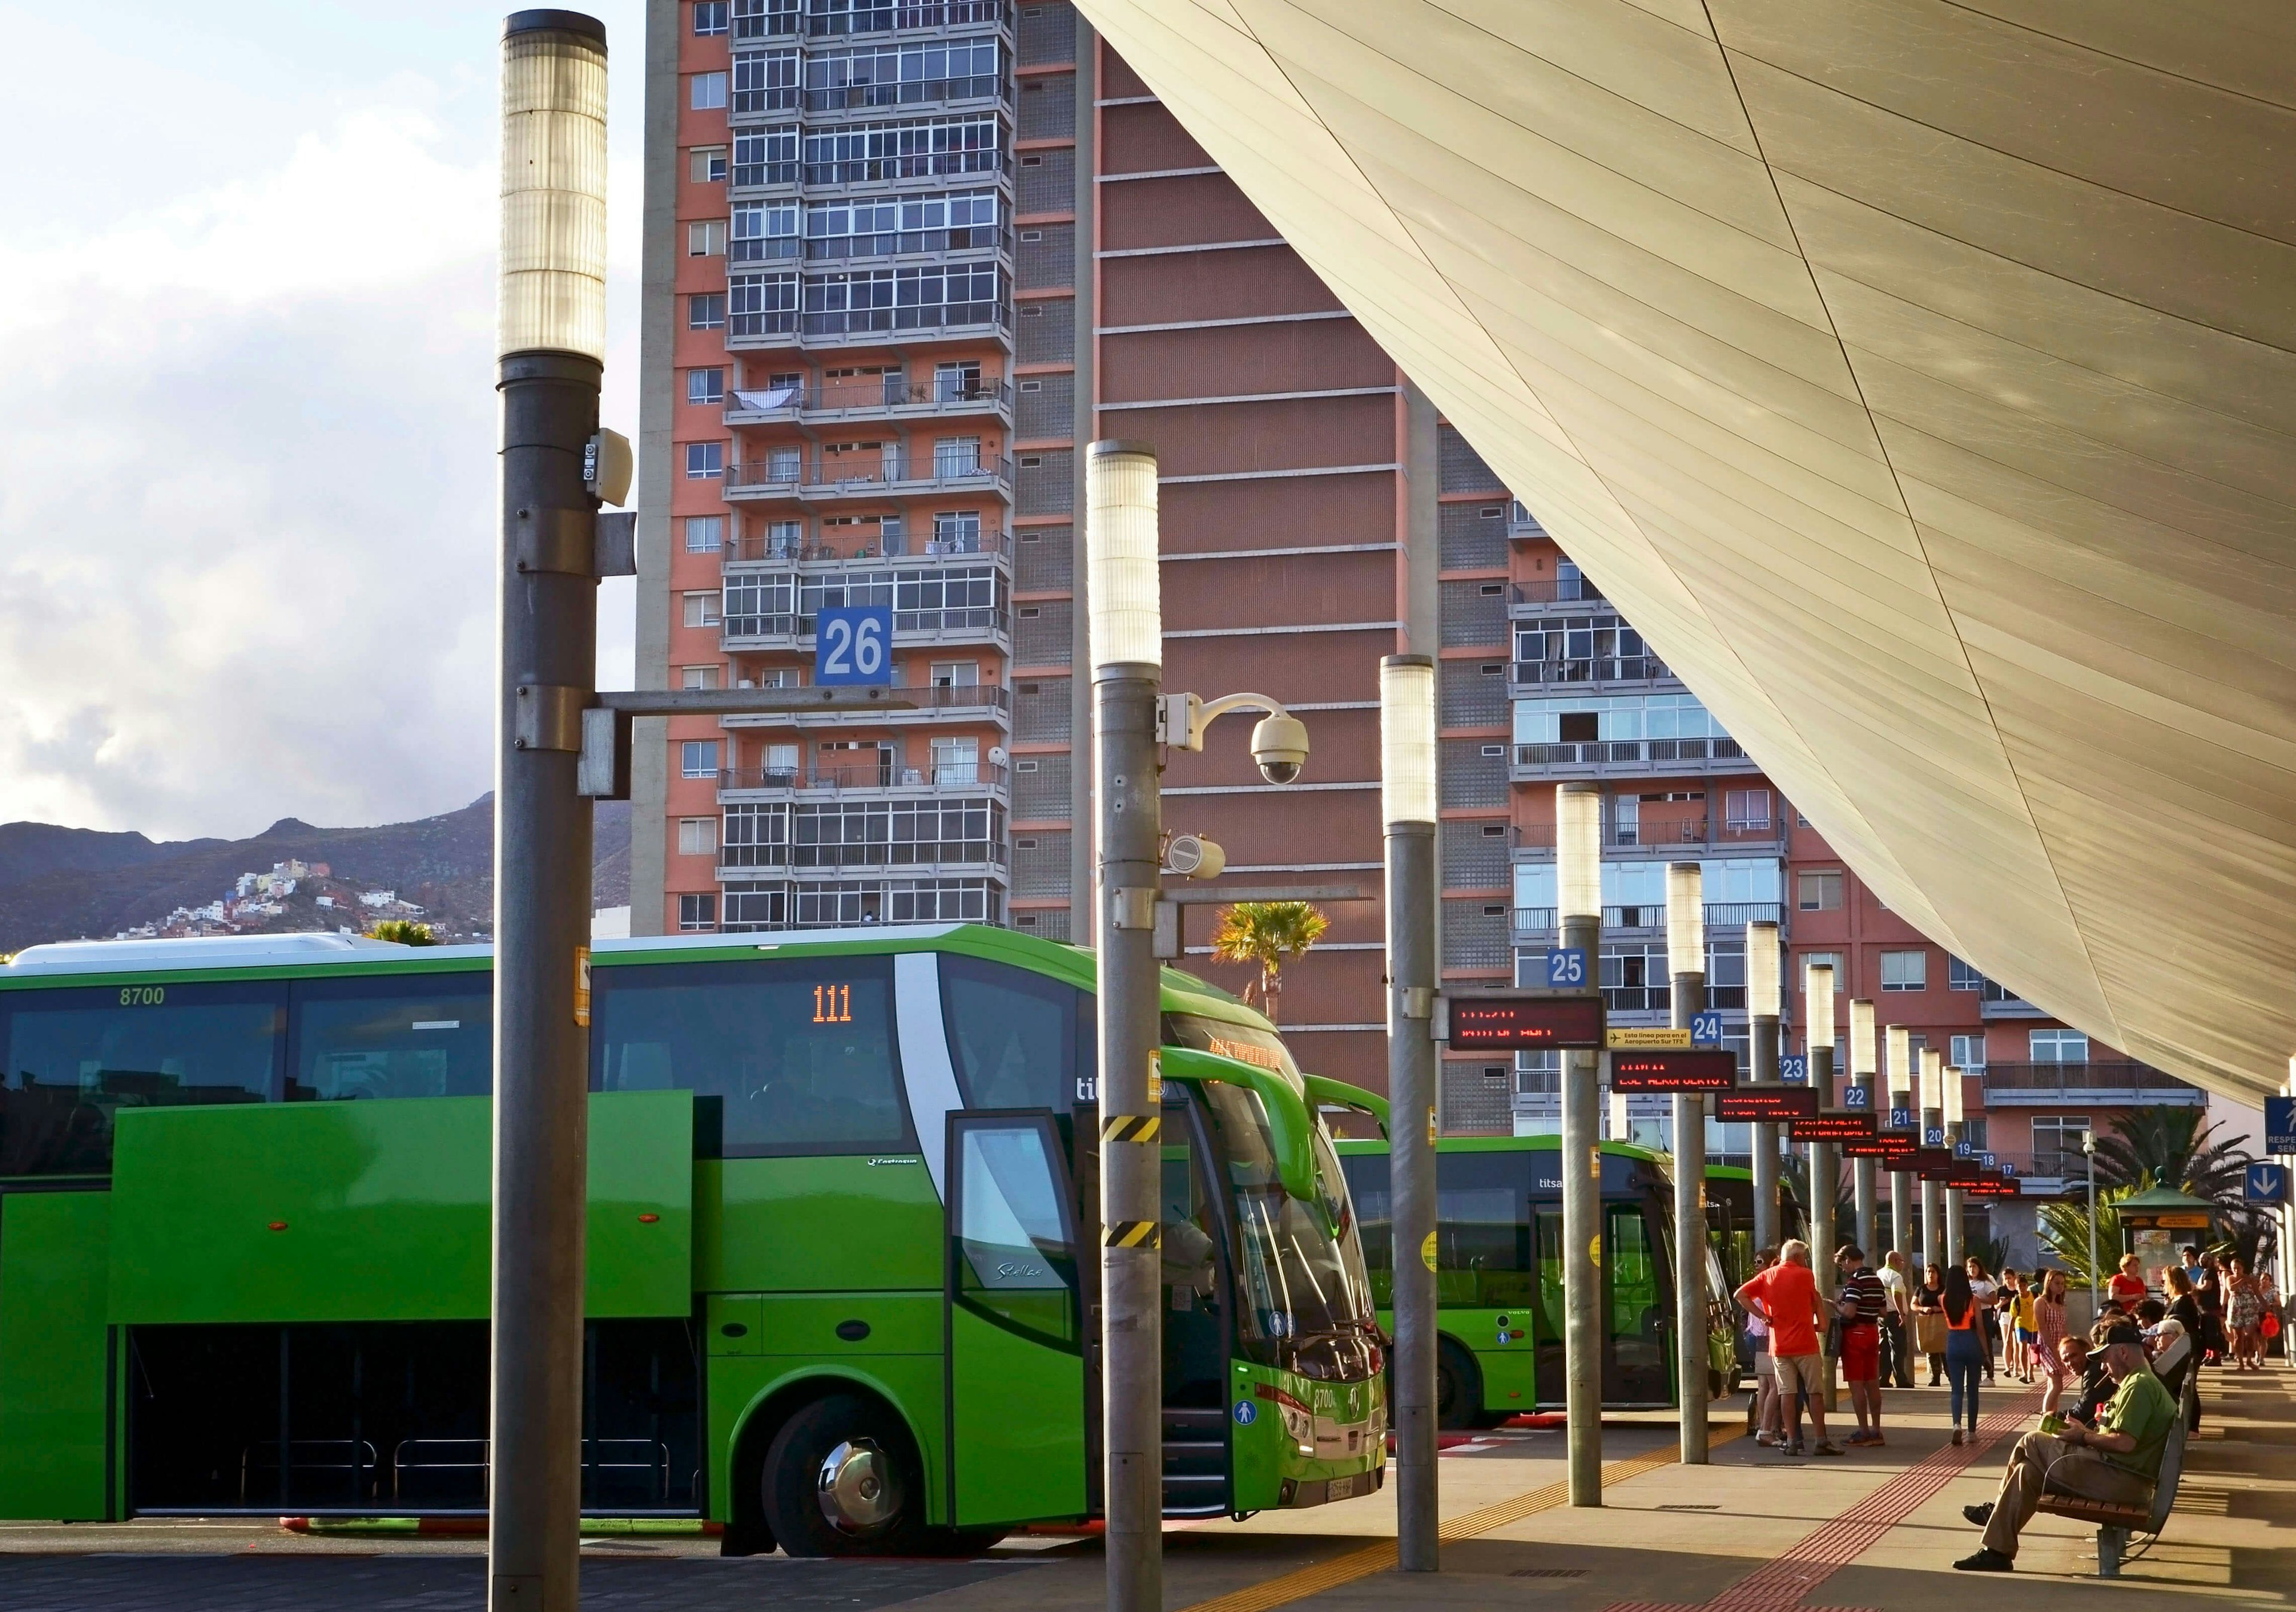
[945,1113,1089,1525]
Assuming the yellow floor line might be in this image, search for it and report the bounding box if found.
[1175,1426,1738,1612]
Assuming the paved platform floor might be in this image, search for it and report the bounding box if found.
[2,1367,2287,1611]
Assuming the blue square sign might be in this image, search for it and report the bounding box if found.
[2247,1162,2288,1205]
[814,605,893,686]
[2266,1096,2296,1157]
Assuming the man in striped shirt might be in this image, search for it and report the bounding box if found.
[1836,1244,1890,1447]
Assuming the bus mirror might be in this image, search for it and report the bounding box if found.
[1158,1045,1320,1206]
[1302,1073,1388,1140]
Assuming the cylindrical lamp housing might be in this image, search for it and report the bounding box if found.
[1944,1063,1965,1128]
[1380,657,1437,826]
[1557,784,1602,921]
[1665,863,1704,978]
[500,11,607,360]
[1805,963,1835,1051]
[1921,1049,1943,1118]
[1848,999,1876,1080]
[1886,1024,1912,1106]
[1746,921,1781,1020]
[1086,442,1162,670]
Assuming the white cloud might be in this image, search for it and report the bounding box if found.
[0,6,647,840]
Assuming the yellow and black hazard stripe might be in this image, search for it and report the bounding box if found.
[1103,1219,1161,1248]
[1100,1113,1161,1144]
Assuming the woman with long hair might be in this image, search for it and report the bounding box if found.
[2034,1269,2072,1413]
[1913,1262,1948,1386]
[1964,1256,1999,1385]
[1941,1265,1983,1443]
[2164,1266,2207,1430]
[2226,1257,2264,1370]
[1745,1246,1785,1442]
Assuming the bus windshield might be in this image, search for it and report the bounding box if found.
[1164,1013,1297,1080]
[1195,1079,1375,1371]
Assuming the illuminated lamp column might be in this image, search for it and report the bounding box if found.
[1556,782,1603,1504]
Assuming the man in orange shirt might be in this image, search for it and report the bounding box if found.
[1735,1239,1843,1457]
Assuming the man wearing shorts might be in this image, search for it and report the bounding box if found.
[1736,1239,1843,1457]
[1836,1244,1889,1446]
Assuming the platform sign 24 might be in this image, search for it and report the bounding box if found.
[815,605,893,686]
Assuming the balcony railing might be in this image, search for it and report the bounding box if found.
[805,2,1007,36]
[725,451,1011,496]
[1980,1062,2203,1103]
[1510,901,1782,934]
[1509,576,1606,607]
[728,300,1010,341]
[726,378,1011,419]
[805,74,1009,114]
[1515,737,1748,768]
[720,838,1008,873]
[721,605,1010,642]
[718,761,1008,794]
[730,529,1006,563]
[1510,656,1671,685]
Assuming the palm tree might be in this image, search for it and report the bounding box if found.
[2037,1184,2135,1289]
[2092,1109,2253,1202]
[367,918,440,947]
[1207,901,1328,1024]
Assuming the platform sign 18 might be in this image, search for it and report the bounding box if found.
[815,605,893,686]
[1545,947,1587,989]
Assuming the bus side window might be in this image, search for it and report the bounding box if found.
[1341,1153,1393,1307]
[0,981,284,1176]
[939,955,1076,1112]
[286,973,492,1101]
[590,957,911,1156]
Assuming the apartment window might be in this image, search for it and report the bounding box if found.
[682,591,721,628]
[1724,789,1771,831]
[685,441,725,479]
[679,817,719,857]
[2032,1116,2091,1174]
[1950,1033,1985,1070]
[680,741,720,779]
[687,368,726,405]
[1799,952,1842,996]
[688,292,726,329]
[683,514,725,552]
[677,893,718,931]
[930,660,979,688]
[1947,956,1984,992]
[694,1,728,33]
[681,665,722,690]
[1797,869,1843,911]
[2030,1030,2090,1064]
[689,146,728,184]
[933,436,982,477]
[691,72,728,110]
[1879,949,1926,992]
[932,509,982,551]
[1961,1118,1988,1152]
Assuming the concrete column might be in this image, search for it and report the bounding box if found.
[1562,912,1602,1504]
[1750,1015,1781,1251]
[1671,968,1708,1461]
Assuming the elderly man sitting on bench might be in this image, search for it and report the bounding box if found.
[1954,1341,2178,1573]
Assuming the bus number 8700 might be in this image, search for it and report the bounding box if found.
[119,986,165,1006]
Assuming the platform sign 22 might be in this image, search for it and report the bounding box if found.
[815,605,893,686]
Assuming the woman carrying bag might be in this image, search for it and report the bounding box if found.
[1913,1262,1949,1387]
[1941,1266,1984,1443]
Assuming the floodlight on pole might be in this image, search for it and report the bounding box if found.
[1555,781,1602,1505]
[1086,444,1162,669]
[1886,1025,1912,1107]
[1379,659,1437,827]
[1848,998,1877,1259]
[499,15,608,362]
[1557,787,1602,921]
[1849,1000,1876,1082]
[1665,862,1708,1464]
[1805,963,1835,1050]
[1665,863,1704,979]
[1747,921,1780,1020]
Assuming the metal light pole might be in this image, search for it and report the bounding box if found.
[1886,1024,1914,1385]
[1381,655,1440,1573]
[1848,1000,1877,1264]
[1919,1049,1946,1278]
[2084,1131,2099,1320]
[1557,783,1604,1505]
[1943,1062,1967,1266]
[1667,863,1708,1462]
[1747,922,1782,1251]
[1805,962,1839,1408]
[1086,441,1165,1612]
[491,15,607,1608]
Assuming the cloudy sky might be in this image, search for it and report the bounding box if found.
[0,1,644,841]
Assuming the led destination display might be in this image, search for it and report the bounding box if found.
[1446,994,1605,1051]
[1715,1087,1819,1122]
[1608,1049,1736,1092]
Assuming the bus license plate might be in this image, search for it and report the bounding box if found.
[1327,1473,1360,1501]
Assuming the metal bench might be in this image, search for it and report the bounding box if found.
[2034,1378,2194,1577]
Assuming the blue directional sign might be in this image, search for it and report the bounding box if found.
[814,605,893,686]
[1980,1151,1996,1168]
[1779,1055,1808,1084]
[1843,1085,1871,1110]
[1690,1010,1723,1047]
[1924,1126,1946,1147]
[1889,1106,1913,1130]
[2246,1162,2288,1205]
[1545,947,1587,989]
[1955,1138,1974,1158]
[2266,1097,2296,1156]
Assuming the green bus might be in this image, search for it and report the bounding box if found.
[1332,1137,1802,1427]
[0,925,1385,1552]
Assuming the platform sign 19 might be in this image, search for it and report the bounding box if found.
[1545,947,1587,989]
[1690,1010,1723,1047]
[1778,1055,1808,1085]
[815,605,893,686]
[1954,1138,1974,1158]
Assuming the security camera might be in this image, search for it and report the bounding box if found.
[1166,834,1226,880]
[1250,712,1309,785]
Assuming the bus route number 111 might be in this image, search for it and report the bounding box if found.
[812,984,854,1024]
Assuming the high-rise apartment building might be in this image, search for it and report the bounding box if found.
[635,9,2199,1241]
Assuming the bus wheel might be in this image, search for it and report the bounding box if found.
[761,1394,925,1557]
[1436,1339,1485,1431]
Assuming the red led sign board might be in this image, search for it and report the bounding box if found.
[1788,1113,1877,1142]
[1842,1137,1907,1158]
[1715,1088,1819,1122]
[1965,1174,2020,1198]
[1902,1149,1953,1174]
[1608,1049,1737,1092]
[1446,994,1605,1051]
